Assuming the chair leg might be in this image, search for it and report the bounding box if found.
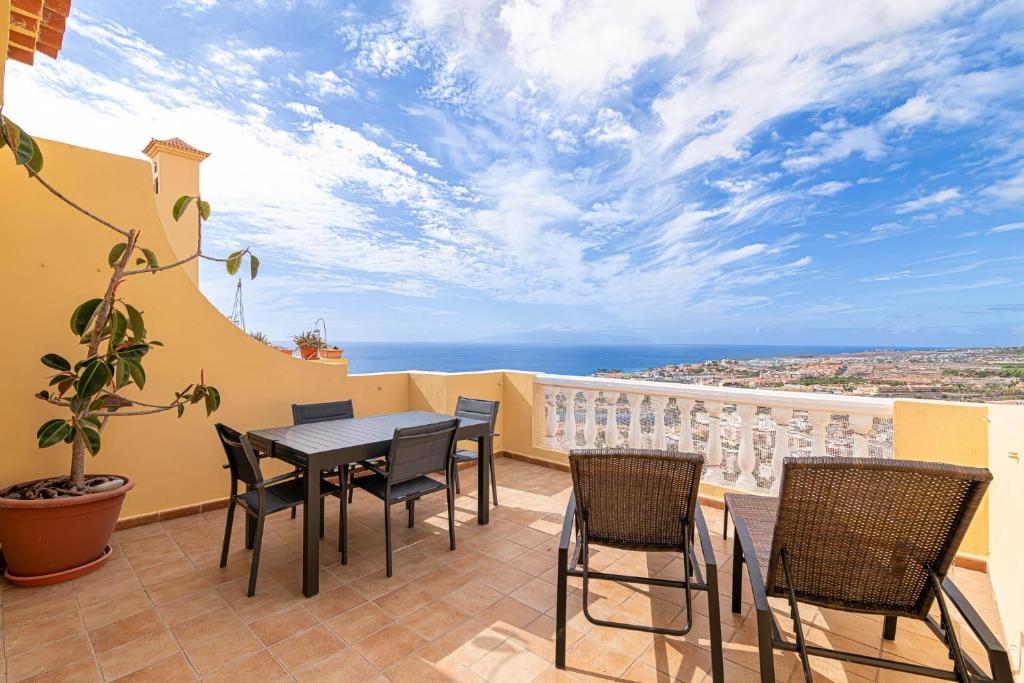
[555,543,568,669]
[755,605,777,682]
[488,450,498,506]
[883,615,897,640]
[723,500,729,539]
[732,531,744,615]
[346,465,355,504]
[339,487,348,565]
[447,484,456,551]
[319,499,325,539]
[453,462,461,494]
[220,500,236,568]
[291,506,296,519]
[247,511,265,597]
[384,502,393,578]
[407,499,415,529]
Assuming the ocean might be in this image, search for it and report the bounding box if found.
[335,342,901,375]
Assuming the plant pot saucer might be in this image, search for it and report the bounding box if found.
[4,545,112,587]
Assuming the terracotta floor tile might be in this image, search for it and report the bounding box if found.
[250,603,319,646]
[475,563,534,594]
[18,656,101,683]
[88,607,165,653]
[476,595,545,632]
[145,573,211,606]
[292,647,379,682]
[448,579,504,615]
[2,595,79,629]
[155,587,227,626]
[7,634,94,682]
[114,653,196,682]
[401,599,471,641]
[80,589,152,630]
[269,624,346,673]
[306,584,366,620]
[203,649,290,682]
[353,623,427,670]
[415,620,508,668]
[470,639,551,683]
[511,577,559,614]
[324,601,395,644]
[96,630,181,681]
[373,582,433,617]
[5,612,84,654]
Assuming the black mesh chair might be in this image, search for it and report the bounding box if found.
[555,448,724,681]
[291,400,362,507]
[351,418,459,577]
[215,423,341,596]
[451,397,499,505]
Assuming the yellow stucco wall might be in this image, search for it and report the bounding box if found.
[0,0,9,105]
[986,405,1024,664]
[0,138,411,518]
[893,399,990,557]
[148,149,202,284]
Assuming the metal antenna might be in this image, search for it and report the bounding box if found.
[230,279,246,332]
[315,317,327,343]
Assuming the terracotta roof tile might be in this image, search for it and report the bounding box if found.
[7,0,72,65]
[142,137,212,161]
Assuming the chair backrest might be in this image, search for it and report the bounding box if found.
[292,399,355,425]
[765,457,992,619]
[454,396,499,432]
[215,423,263,486]
[569,449,704,552]
[386,418,460,485]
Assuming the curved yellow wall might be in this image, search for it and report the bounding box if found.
[0,138,408,518]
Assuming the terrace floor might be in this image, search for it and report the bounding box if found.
[0,458,1006,682]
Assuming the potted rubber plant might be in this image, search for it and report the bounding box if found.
[0,115,260,586]
[293,330,324,360]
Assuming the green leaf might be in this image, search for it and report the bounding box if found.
[108,243,128,267]
[41,353,71,371]
[37,419,70,448]
[126,358,146,389]
[176,403,185,418]
[63,426,77,444]
[80,426,101,456]
[56,378,75,396]
[83,416,103,428]
[35,390,50,400]
[100,394,132,408]
[75,360,113,399]
[117,343,150,360]
[115,360,130,387]
[198,200,211,221]
[70,299,103,336]
[141,248,159,269]
[172,196,194,221]
[204,386,221,416]
[109,310,129,345]
[25,135,43,175]
[249,254,260,279]
[0,116,19,152]
[226,251,242,276]
[125,304,146,339]
[5,118,43,173]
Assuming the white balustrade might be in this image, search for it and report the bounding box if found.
[534,374,894,493]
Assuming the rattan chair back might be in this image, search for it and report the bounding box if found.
[215,423,264,486]
[291,400,355,424]
[387,418,460,485]
[766,456,991,618]
[569,449,704,551]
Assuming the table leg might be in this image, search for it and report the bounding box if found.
[477,434,491,525]
[303,462,321,597]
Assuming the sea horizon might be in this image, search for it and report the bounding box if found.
[288,341,941,375]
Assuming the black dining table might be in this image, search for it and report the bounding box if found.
[247,410,492,597]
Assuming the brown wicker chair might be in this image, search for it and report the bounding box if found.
[726,456,1012,683]
[556,448,724,681]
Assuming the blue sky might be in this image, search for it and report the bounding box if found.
[5,0,1024,346]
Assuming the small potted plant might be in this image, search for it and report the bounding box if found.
[248,330,271,345]
[293,330,324,360]
[0,116,260,585]
[320,344,343,360]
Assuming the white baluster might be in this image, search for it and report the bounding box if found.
[679,399,695,452]
[564,389,578,450]
[704,402,724,483]
[652,395,669,450]
[735,404,758,489]
[626,394,643,448]
[850,414,874,458]
[544,386,559,449]
[583,390,598,447]
[604,392,620,447]
[809,411,831,456]
[771,408,793,492]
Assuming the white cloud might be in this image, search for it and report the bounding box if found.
[808,180,852,196]
[783,126,885,171]
[989,221,1024,235]
[585,108,638,146]
[304,69,356,99]
[984,171,1024,204]
[895,187,962,213]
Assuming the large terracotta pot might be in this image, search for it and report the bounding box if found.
[0,475,133,586]
[299,344,320,360]
[320,348,343,359]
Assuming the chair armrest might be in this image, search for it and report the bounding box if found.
[559,493,577,552]
[694,505,717,570]
[253,471,301,489]
[733,516,772,613]
[942,577,1013,658]
[360,461,388,477]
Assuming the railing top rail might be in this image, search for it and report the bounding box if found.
[535,373,894,416]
